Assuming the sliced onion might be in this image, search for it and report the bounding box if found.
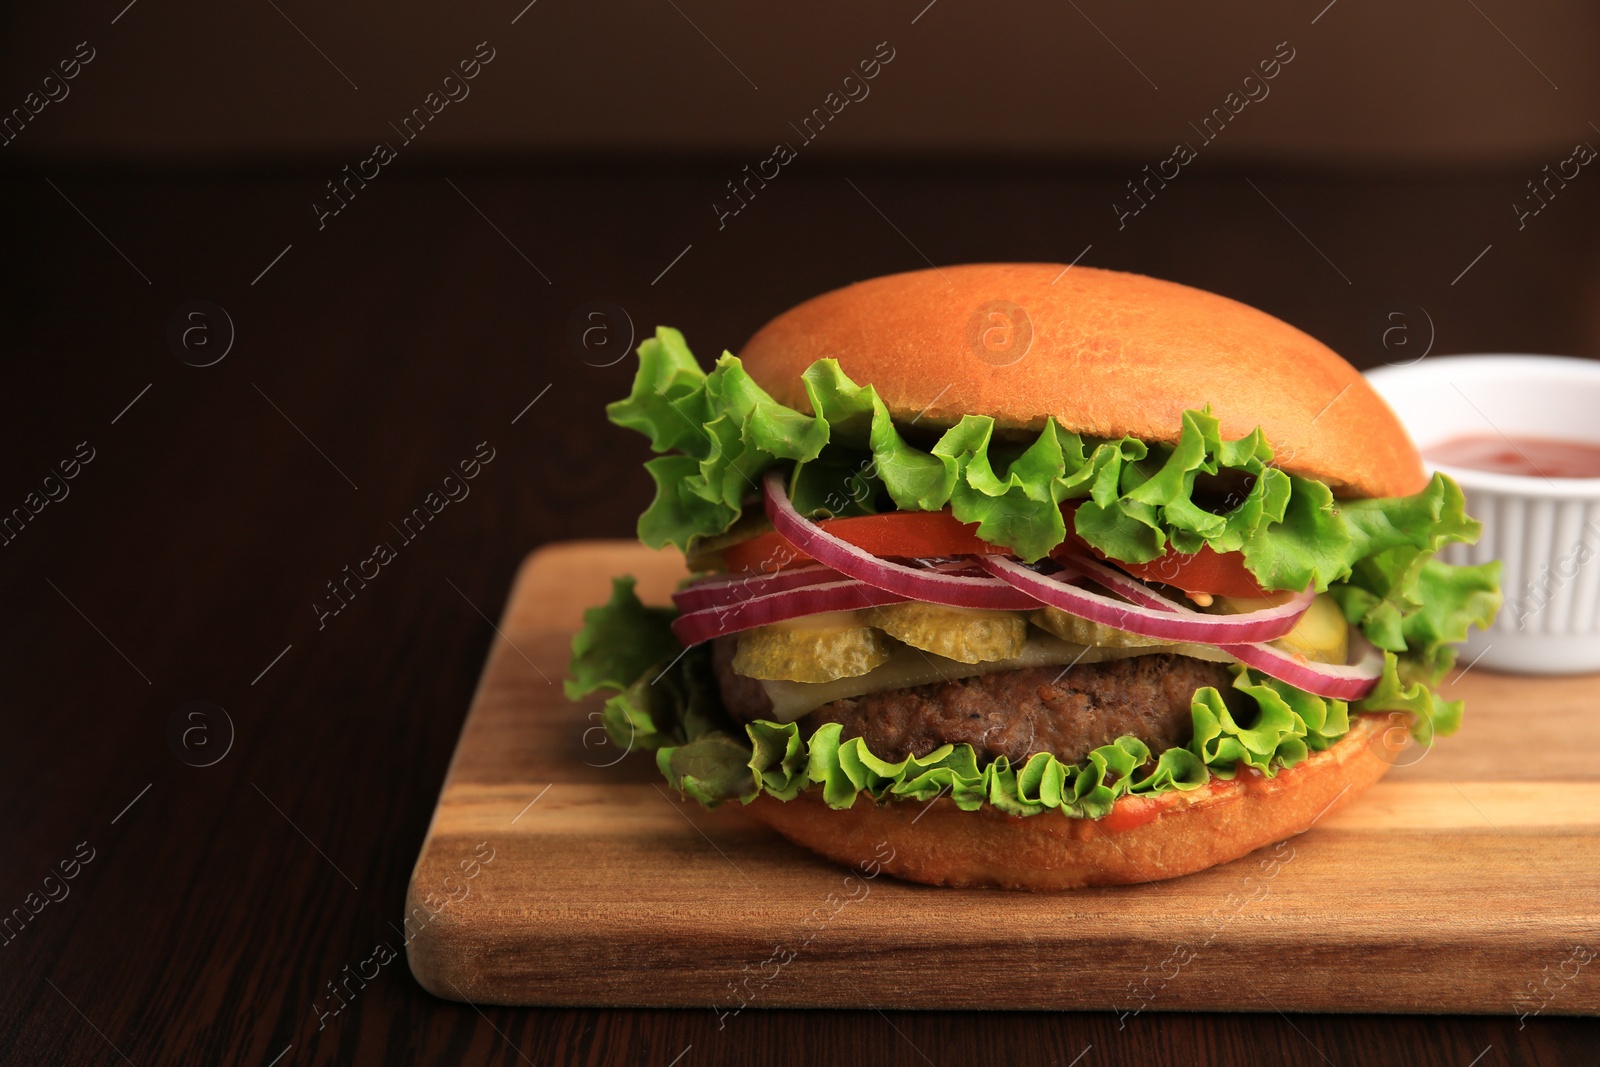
[674,558,995,615]
[670,579,907,646]
[1048,555,1381,699]
[1222,635,1385,700]
[979,555,1313,643]
[673,564,845,613]
[1053,555,1200,612]
[762,469,1038,610]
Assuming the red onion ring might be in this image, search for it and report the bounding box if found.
[670,578,907,646]
[1056,554,1226,612]
[979,555,1313,643]
[673,564,845,613]
[1221,635,1385,700]
[1052,555,1381,699]
[762,470,1038,610]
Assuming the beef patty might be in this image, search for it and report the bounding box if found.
[711,636,1232,767]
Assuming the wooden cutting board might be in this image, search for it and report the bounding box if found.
[406,541,1600,1015]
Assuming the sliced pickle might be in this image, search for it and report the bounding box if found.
[1275,594,1349,665]
[732,616,891,683]
[864,602,1028,664]
[1029,606,1167,649]
[1215,591,1349,665]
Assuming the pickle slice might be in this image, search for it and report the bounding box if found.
[733,616,891,683]
[1029,606,1167,649]
[1214,592,1349,665]
[865,602,1029,664]
[1274,594,1349,665]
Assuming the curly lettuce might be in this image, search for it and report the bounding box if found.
[609,327,1292,566]
[565,576,679,701]
[608,329,1495,660]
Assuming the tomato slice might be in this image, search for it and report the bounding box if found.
[716,507,1268,597]
[1061,540,1268,598]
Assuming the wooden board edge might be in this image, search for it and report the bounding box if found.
[401,904,1600,1014]
[403,880,474,1005]
[404,543,556,999]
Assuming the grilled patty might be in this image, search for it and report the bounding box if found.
[711,637,1231,766]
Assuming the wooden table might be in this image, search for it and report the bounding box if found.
[1,160,1596,1064]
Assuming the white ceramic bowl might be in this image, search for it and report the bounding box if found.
[1365,355,1600,674]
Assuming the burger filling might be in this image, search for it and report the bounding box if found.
[566,329,1503,822]
[716,638,1231,767]
[713,595,1342,771]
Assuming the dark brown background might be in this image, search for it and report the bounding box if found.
[2,1,1598,1064]
[5,0,1600,163]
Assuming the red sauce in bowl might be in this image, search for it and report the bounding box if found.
[1424,434,1600,478]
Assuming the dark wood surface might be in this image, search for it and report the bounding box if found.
[0,158,1596,1065]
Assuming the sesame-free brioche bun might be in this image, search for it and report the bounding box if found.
[743,713,1396,890]
[738,264,1425,500]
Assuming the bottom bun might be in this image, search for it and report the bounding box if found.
[742,713,1396,890]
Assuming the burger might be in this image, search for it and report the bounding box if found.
[566,263,1501,889]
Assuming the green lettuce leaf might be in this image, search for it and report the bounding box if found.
[1331,555,1502,680]
[1241,471,1484,594]
[606,332,1483,588]
[564,576,680,701]
[1354,650,1464,746]
[705,665,1353,815]
[582,640,1415,815]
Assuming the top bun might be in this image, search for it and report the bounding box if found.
[738,263,1425,500]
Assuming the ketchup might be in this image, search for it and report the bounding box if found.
[1424,434,1600,478]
